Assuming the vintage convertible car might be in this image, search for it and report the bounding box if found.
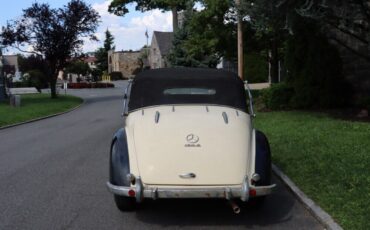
[107,68,276,212]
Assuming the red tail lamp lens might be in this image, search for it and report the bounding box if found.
[128,189,136,197]
[249,189,257,197]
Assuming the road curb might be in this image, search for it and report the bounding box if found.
[272,164,342,230]
[0,99,85,131]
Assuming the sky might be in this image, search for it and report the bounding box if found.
[0,0,173,54]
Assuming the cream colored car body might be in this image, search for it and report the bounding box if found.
[125,105,256,187]
[107,71,276,205]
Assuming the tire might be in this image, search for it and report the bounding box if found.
[110,136,137,212]
[114,195,136,212]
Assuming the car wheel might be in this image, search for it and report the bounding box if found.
[110,137,137,212]
[114,195,136,212]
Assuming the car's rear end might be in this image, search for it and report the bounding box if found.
[107,68,275,211]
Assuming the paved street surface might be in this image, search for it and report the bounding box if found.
[0,81,322,230]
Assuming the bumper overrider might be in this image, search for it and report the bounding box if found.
[106,176,276,203]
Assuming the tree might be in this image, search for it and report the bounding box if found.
[18,55,49,90]
[293,0,370,61]
[0,0,100,98]
[104,29,115,51]
[239,0,288,83]
[284,17,350,108]
[169,0,237,68]
[240,0,370,61]
[108,0,187,31]
[65,60,91,76]
[95,29,115,73]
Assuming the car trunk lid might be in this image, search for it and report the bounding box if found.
[132,106,251,186]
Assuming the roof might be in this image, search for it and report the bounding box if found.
[153,31,174,56]
[83,56,97,63]
[3,55,18,66]
[129,68,247,111]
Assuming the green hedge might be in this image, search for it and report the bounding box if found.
[261,83,294,110]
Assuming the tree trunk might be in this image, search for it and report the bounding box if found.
[172,6,178,32]
[270,37,279,83]
[50,75,57,99]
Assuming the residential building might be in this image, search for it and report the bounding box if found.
[82,56,97,69]
[148,31,174,69]
[108,50,142,78]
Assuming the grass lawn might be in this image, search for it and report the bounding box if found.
[254,111,370,230]
[0,94,83,128]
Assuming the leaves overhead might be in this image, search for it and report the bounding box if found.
[108,0,187,16]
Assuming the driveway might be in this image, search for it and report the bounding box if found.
[0,81,322,229]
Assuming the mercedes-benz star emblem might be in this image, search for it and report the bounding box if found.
[186,134,199,144]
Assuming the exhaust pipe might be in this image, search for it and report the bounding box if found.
[228,200,241,214]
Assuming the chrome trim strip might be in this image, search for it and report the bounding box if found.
[129,104,249,115]
[179,173,196,179]
[244,81,256,118]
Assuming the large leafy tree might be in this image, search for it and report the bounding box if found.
[95,29,115,74]
[18,55,49,90]
[108,0,187,31]
[0,0,100,98]
[65,60,91,76]
[240,0,370,61]
[169,0,237,68]
[294,0,370,61]
[239,0,288,83]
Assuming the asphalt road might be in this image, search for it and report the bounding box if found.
[0,81,323,230]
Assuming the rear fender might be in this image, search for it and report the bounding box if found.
[254,130,272,186]
[110,128,130,186]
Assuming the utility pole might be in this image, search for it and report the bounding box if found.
[236,0,244,80]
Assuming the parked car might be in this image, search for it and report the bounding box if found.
[107,68,276,212]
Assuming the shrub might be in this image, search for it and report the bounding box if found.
[13,70,48,91]
[12,82,29,88]
[357,96,370,111]
[261,83,294,110]
[109,72,123,81]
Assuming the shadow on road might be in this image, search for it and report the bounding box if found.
[133,178,294,228]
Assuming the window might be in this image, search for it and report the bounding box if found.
[163,88,216,95]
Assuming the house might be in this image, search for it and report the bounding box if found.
[2,55,21,82]
[148,31,174,69]
[108,50,142,78]
[82,56,97,70]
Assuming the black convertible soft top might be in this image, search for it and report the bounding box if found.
[128,68,247,111]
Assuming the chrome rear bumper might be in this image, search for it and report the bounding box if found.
[106,176,276,203]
